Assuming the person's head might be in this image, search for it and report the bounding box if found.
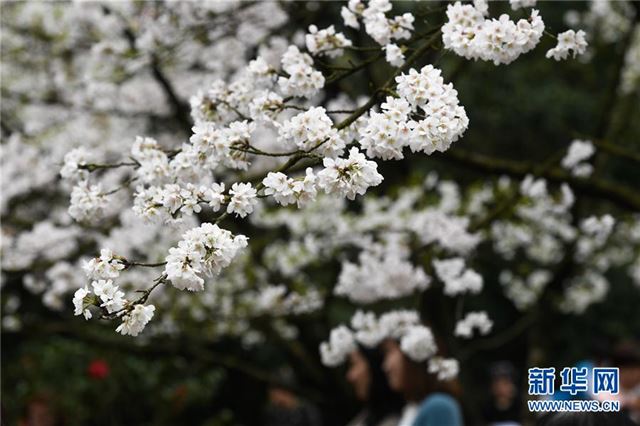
[347,350,371,401]
[489,361,517,401]
[268,366,300,408]
[346,347,403,425]
[537,411,636,426]
[381,337,462,403]
[381,339,431,401]
[612,341,640,391]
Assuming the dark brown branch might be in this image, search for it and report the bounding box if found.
[150,55,192,132]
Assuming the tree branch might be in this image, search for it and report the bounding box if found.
[440,148,640,211]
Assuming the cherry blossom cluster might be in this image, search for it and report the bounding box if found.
[262,169,318,208]
[392,66,469,156]
[546,29,589,61]
[277,106,346,157]
[559,270,609,314]
[1,1,322,337]
[316,147,384,200]
[358,71,468,161]
[72,250,156,336]
[561,139,595,177]
[83,249,126,280]
[428,357,461,381]
[575,214,616,263]
[115,304,156,337]
[164,223,248,292]
[278,46,325,98]
[499,270,552,311]
[433,257,484,296]
[334,244,430,303]
[340,0,414,66]
[68,181,108,222]
[509,0,537,11]
[442,1,545,65]
[305,25,353,58]
[454,311,493,338]
[320,310,441,367]
[491,177,576,265]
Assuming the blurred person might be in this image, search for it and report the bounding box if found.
[611,341,640,424]
[482,361,522,426]
[263,366,322,426]
[18,395,60,426]
[537,411,637,426]
[345,347,404,426]
[381,339,463,426]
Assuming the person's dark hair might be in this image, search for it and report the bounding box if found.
[490,361,517,382]
[611,340,640,367]
[537,411,637,426]
[361,346,404,426]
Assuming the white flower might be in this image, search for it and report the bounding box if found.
[305,25,352,58]
[389,13,414,41]
[249,91,284,122]
[442,3,545,65]
[290,168,318,207]
[278,46,325,98]
[394,65,469,155]
[165,245,204,291]
[227,182,257,218]
[454,311,493,338]
[378,310,420,339]
[576,214,615,261]
[187,120,255,171]
[400,325,437,362]
[319,325,356,366]
[277,107,345,158]
[341,6,359,29]
[131,136,170,185]
[510,0,536,10]
[69,181,107,222]
[408,210,481,255]
[500,269,551,310]
[263,172,295,205]
[201,182,226,211]
[247,57,275,84]
[72,287,92,320]
[60,147,92,181]
[546,30,588,61]
[334,249,430,303]
[91,279,126,314]
[83,248,125,280]
[561,139,595,177]
[364,13,392,46]
[351,310,385,347]
[384,43,405,66]
[359,99,412,160]
[428,357,460,380]
[164,223,248,291]
[433,257,483,296]
[116,304,155,337]
[317,147,383,200]
[559,271,609,314]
